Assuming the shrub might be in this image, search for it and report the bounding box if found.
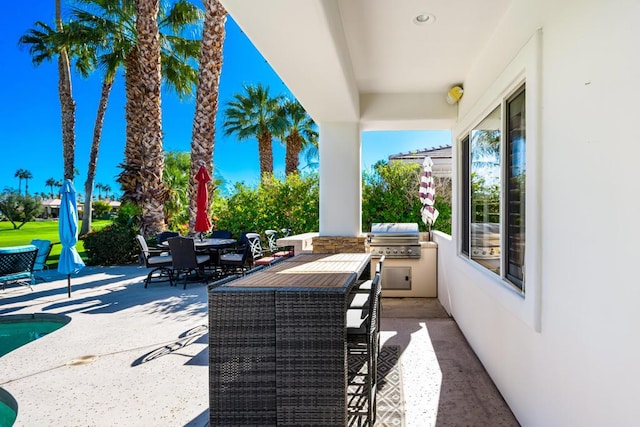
[362,161,452,235]
[214,173,319,238]
[82,202,141,265]
[92,200,112,219]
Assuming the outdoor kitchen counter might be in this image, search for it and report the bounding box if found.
[208,253,371,426]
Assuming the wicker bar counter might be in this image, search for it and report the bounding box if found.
[209,253,371,426]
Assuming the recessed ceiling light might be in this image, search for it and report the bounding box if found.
[414,13,436,25]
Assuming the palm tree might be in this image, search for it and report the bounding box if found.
[14,169,26,195]
[120,0,202,205]
[188,0,227,232]
[106,0,201,235]
[103,184,112,199]
[56,0,76,181]
[19,9,99,189]
[13,169,33,196]
[22,170,33,196]
[69,0,201,235]
[222,84,287,181]
[134,0,165,236]
[45,177,57,198]
[279,99,318,175]
[95,183,104,199]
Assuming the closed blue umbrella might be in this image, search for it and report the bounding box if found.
[58,179,85,297]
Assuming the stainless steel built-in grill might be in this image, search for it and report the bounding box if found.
[366,223,421,259]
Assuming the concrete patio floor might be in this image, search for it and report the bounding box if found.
[0,266,518,426]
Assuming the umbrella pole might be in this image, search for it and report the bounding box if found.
[67,274,71,298]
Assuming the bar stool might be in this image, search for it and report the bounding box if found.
[346,272,381,426]
[351,256,385,297]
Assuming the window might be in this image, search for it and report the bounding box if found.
[505,87,526,288]
[461,85,526,292]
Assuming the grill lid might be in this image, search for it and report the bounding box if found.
[370,223,419,237]
[367,223,421,258]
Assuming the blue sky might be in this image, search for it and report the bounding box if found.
[1,1,450,197]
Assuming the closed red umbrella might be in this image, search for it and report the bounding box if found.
[195,165,212,234]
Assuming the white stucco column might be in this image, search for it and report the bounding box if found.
[318,122,362,236]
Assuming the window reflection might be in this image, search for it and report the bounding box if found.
[470,107,501,274]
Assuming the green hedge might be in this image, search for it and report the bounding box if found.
[83,202,141,265]
[214,173,319,238]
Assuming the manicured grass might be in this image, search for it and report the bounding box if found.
[0,220,112,268]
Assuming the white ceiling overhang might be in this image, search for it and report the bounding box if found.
[220,0,511,130]
[220,0,360,123]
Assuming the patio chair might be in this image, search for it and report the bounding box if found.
[167,236,211,289]
[350,256,384,355]
[218,244,251,276]
[264,229,293,258]
[211,230,233,239]
[280,228,292,237]
[352,256,385,295]
[246,233,275,266]
[0,245,38,291]
[156,231,180,245]
[30,239,54,282]
[346,272,382,425]
[135,235,174,288]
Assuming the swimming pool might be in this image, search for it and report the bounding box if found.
[0,388,18,427]
[0,313,71,357]
[0,313,71,427]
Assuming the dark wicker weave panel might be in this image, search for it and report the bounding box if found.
[275,291,349,426]
[208,254,370,426]
[0,248,37,275]
[209,291,277,426]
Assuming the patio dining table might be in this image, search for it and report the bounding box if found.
[159,237,236,250]
[160,237,236,270]
[208,252,371,426]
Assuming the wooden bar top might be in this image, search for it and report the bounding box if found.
[223,253,371,289]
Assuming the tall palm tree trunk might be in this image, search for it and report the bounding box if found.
[285,131,302,175]
[258,129,273,180]
[188,0,226,232]
[81,78,114,236]
[135,0,166,236]
[118,50,143,202]
[56,0,76,181]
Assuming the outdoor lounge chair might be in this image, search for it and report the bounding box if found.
[30,239,54,282]
[136,235,174,288]
[167,236,211,289]
[0,245,38,291]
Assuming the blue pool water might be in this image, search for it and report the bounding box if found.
[0,313,70,357]
[0,388,18,427]
[0,313,70,427]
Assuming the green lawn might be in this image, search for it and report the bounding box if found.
[0,220,111,268]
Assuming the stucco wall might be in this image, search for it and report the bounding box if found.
[444,0,640,425]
